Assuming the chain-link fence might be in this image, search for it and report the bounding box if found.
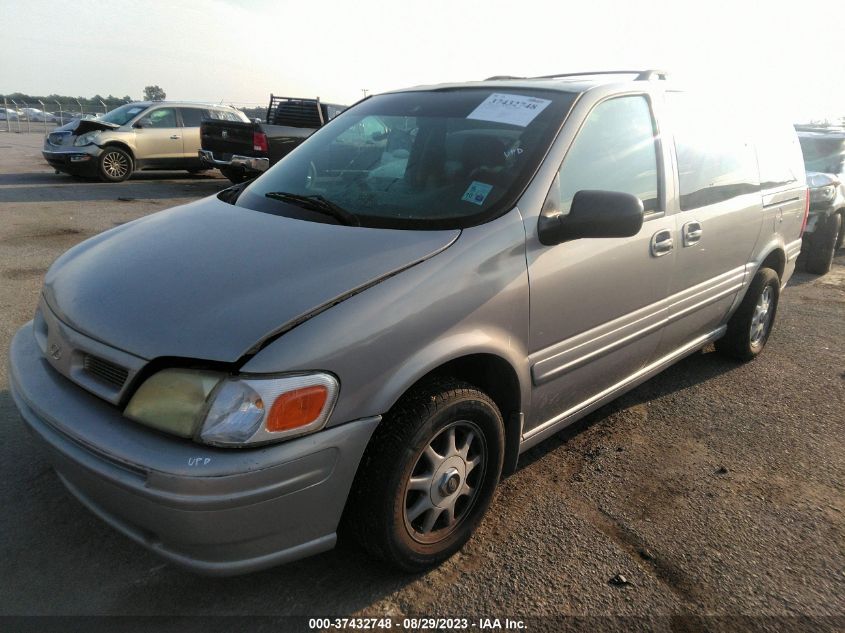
[0,97,131,134]
[0,96,271,134]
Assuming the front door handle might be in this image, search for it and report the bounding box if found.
[682,221,702,247]
[651,230,674,257]
[170,134,181,140]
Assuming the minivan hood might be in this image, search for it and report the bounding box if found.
[43,197,459,362]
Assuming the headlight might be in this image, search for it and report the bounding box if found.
[124,369,339,447]
[73,131,100,146]
[810,185,836,203]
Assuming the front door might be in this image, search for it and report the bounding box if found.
[133,106,184,167]
[524,94,675,435]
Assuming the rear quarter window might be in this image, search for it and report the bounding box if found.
[756,122,805,189]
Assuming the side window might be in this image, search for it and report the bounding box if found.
[179,107,208,127]
[557,96,660,214]
[147,108,178,128]
[667,92,760,210]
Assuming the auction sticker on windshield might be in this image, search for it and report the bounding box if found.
[467,93,552,127]
[461,181,494,205]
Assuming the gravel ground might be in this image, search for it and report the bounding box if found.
[0,132,843,631]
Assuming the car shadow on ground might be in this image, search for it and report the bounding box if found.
[0,171,230,203]
[515,346,741,473]
[0,350,742,615]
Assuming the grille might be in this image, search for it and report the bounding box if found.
[83,354,129,389]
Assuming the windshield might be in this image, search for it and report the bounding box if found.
[236,89,577,229]
[98,103,149,126]
[799,136,845,174]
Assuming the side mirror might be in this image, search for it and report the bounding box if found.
[538,188,644,246]
[134,118,151,129]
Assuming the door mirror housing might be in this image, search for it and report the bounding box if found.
[134,117,151,129]
[538,188,645,246]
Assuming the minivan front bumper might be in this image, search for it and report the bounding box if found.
[8,322,379,575]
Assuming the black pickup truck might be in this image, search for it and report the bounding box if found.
[199,95,345,183]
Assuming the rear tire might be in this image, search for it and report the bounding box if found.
[715,267,779,362]
[345,379,504,572]
[805,213,841,275]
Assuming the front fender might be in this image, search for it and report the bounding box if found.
[240,209,532,427]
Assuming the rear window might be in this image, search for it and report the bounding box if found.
[667,92,760,211]
[179,107,209,127]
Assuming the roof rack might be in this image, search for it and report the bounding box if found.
[533,69,669,81]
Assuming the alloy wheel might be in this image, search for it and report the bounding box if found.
[403,420,486,544]
[749,285,773,347]
[102,151,130,179]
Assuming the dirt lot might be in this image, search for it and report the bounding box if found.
[0,132,843,631]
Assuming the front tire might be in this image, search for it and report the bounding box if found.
[715,267,780,361]
[805,213,841,275]
[346,379,504,572]
[97,147,133,182]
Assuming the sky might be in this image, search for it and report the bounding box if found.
[1,0,843,121]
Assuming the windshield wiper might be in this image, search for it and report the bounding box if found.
[264,191,360,226]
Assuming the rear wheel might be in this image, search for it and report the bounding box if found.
[715,267,779,361]
[805,213,841,275]
[97,147,132,182]
[346,379,504,572]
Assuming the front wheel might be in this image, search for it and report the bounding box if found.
[715,267,780,361]
[346,379,504,572]
[97,147,133,182]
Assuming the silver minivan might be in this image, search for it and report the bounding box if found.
[9,71,807,575]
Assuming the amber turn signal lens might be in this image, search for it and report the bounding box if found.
[266,385,328,432]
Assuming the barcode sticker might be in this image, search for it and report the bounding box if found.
[467,93,552,127]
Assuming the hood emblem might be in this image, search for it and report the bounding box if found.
[221,129,228,139]
[49,343,62,360]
